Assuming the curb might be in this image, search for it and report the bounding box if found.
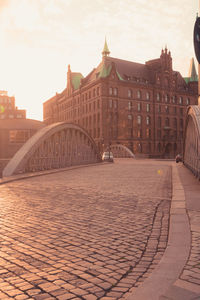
[126,164,191,300]
[0,162,106,185]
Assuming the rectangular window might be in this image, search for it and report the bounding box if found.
[146,104,150,112]
[9,130,30,143]
[137,103,141,112]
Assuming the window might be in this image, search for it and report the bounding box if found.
[179,96,183,104]
[146,103,150,112]
[164,94,169,102]
[172,96,176,103]
[146,92,150,100]
[9,130,30,143]
[186,98,190,105]
[165,106,169,113]
[128,101,132,111]
[146,128,151,138]
[108,99,112,108]
[174,107,177,114]
[146,116,150,125]
[158,105,161,113]
[113,88,118,96]
[128,115,133,127]
[109,87,112,95]
[114,100,117,109]
[137,129,142,138]
[128,114,133,120]
[137,115,142,125]
[157,130,161,139]
[128,89,132,98]
[137,103,141,112]
[137,90,141,99]
[180,108,183,116]
[156,93,161,101]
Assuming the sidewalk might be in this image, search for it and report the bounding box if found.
[126,163,200,300]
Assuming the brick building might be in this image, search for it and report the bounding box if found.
[0,91,44,175]
[0,90,26,120]
[43,42,198,158]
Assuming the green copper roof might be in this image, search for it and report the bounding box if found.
[71,73,83,90]
[99,63,112,78]
[184,58,198,83]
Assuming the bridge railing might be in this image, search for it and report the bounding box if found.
[183,105,200,180]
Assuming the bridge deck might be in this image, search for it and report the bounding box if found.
[0,159,199,299]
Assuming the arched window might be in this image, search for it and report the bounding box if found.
[146,92,150,100]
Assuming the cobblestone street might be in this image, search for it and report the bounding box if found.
[0,159,172,299]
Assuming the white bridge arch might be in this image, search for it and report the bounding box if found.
[110,144,135,158]
[3,122,101,177]
[184,105,200,180]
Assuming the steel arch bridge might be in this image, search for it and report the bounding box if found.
[110,144,135,158]
[184,105,200,180]
[3,123,101,177]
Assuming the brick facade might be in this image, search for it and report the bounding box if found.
[43,45,198,158]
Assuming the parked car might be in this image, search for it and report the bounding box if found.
[102,151,114,162]
[175,154,182,163]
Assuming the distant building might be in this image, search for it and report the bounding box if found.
[0,90,26,120]
[0,91,44,175]
[43,41,198,158]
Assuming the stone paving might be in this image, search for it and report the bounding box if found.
[0,159,172,299]
[180,210,200,286]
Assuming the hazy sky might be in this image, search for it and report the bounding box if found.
[0,0,198,120]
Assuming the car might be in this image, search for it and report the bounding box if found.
[102,151,114,162]
[175,154,182,163]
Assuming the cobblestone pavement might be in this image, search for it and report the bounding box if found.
[180,211,200,286]
[0,159,172,299]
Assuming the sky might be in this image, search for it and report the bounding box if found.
[0,0,199,121]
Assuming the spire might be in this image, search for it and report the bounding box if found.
[102,38,110,57]
[188,58,198,81]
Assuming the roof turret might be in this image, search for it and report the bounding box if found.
[188,58,198,81]
[102,38,110,57]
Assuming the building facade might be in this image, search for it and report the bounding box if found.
[0,91,44,175]
[43,42,198,158]
[0,90,26,120]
